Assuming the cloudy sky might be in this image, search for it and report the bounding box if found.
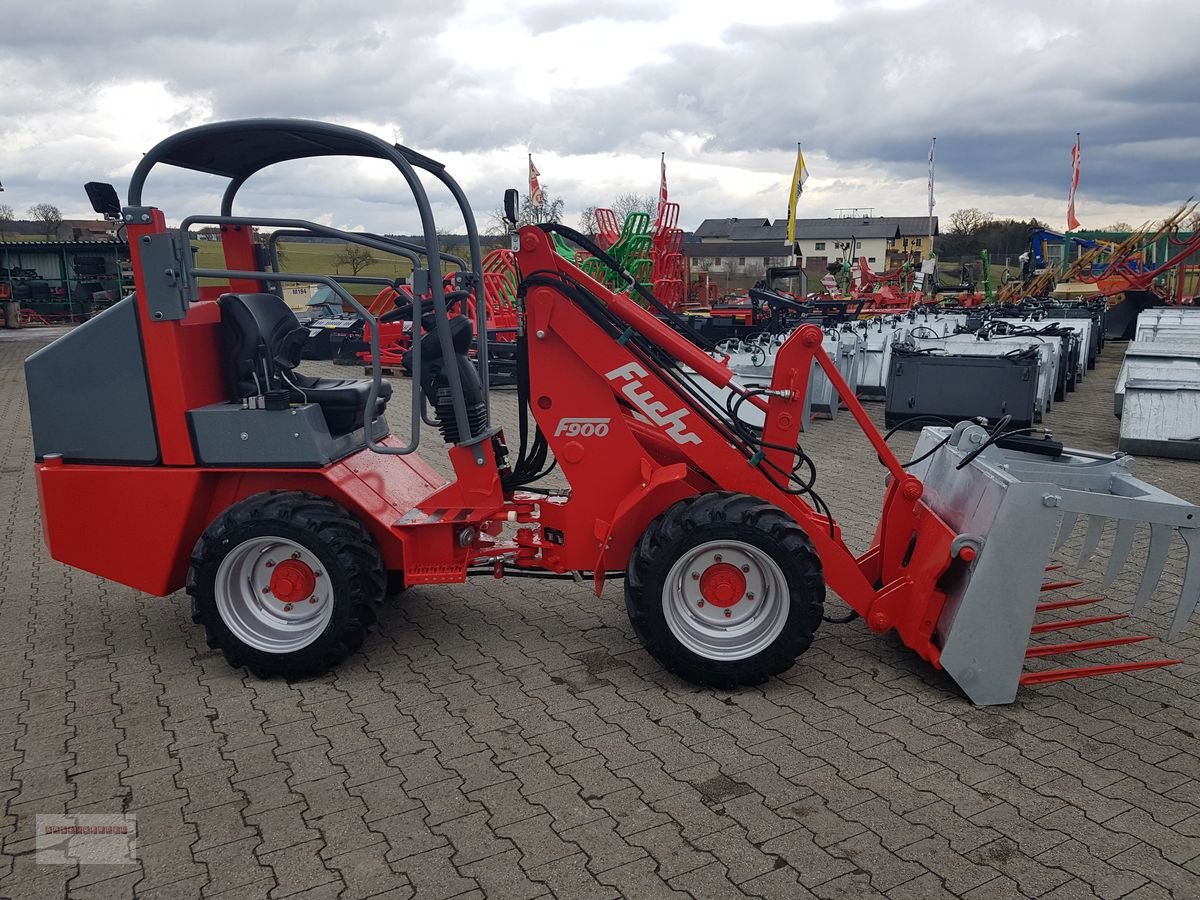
[3,0,1197,235]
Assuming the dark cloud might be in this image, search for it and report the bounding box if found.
[2,0,1195,231]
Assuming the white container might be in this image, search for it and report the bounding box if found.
[1120,376,1200,459]
[1115,341,1200,416]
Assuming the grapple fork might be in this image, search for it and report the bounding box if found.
[907,423,1199,705]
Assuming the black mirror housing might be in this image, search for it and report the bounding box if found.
[84,182,122,219]
[503,189,520,228]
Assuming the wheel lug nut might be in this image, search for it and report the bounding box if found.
[697,600,704,608]
[284,604,293,611]
[741,565,750,573]
[291,552,300,559]
[314,571,322,578]
[747,592,755,601]
[262,587,270,594]
[714,555,722,563]
[266,561,275,568]
[724,610,732,618]
[309,597,317,604]
[691,572,699,580]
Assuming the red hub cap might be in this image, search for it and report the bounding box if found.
[269,559,317,604]
[699,563,747,608]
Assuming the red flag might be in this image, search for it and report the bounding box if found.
[528,155,543,206]
[657,152,668,213]
[1067,135,1081,231]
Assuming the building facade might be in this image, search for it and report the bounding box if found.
[688,215,939,286]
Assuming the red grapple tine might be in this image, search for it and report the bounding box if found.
[1020,659,1181,686]
[1025,635,1153,658]
[1041,579,1084,593]
[1036,596,1105,612]
[1045,564,1064,572]
[1030,613,1126,634]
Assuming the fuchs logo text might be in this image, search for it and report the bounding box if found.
[554,417,611,437]
[605,363,701,446]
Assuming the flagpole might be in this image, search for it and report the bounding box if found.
[789,143,800,272]
[927,137,936,259]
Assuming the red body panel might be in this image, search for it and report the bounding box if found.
[36,442,451,596]
[126,213,226,465]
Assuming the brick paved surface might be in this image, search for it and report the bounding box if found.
[1,329,1198,899]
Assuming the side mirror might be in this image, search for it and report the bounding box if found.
[503,189,520,229]
[84,182,122,219]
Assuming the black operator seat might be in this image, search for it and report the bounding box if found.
[217,293,391,436]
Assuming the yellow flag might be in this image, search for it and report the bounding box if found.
[785,143,809,246]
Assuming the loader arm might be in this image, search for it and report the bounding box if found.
[514,226,963,665]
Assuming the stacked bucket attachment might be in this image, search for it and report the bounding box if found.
[907,422,1198,705]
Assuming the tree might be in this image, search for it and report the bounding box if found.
[1105,221,1132,232]
[1185,210,1200,234]
[0,204,13,222]
[488,192,564,234]
[334,244,375,275]
[28,203,63,239]
[610,192,656,223]
[578,193,658,236]
[578,206,600,237]
[947,207,990,235]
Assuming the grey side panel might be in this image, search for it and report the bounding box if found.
[24,297,159,463]
[885,355,1038,428]
[188,403,389,467]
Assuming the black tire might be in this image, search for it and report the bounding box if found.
[187,490,385,678]
[625,492,824,688]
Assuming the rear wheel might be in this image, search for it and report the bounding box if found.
[187,491,385,678]
[625,492,825,687]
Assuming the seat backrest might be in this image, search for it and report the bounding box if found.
[218,293,306,398]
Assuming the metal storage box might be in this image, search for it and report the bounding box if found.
[1119,375,1200,459]
[885,352,1040,430]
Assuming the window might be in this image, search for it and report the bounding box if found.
[868,257,876,263]
[814,242,825,251]
[911,237,922,248]
[713,257,722,265]
[738,257,746,266]
[763,257,771,265]
[856,241,862,249]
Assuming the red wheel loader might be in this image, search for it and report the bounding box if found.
[26,120,1200,705]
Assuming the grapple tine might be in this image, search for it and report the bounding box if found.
[1168,528,1200,640]
[1102,519,1138,590]
[1019,659,1181,686]
[1025,635,1153,658]
[1041,579,1084,592]
[1133,523,1173,614]
[1030,613,1126,634]
[1036,596,1105,612]
[1045,564,1064,572]
[1054,512,1080,552]
[1078,515,1106,565]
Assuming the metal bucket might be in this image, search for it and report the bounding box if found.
[907,422,1199,705]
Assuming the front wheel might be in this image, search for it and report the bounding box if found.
[187,491,385,678]
[625,492,825,688]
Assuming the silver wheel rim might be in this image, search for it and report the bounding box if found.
[214,536,334,654]
[662,539,791,661]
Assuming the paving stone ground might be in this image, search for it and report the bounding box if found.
[1,328,1198,899]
